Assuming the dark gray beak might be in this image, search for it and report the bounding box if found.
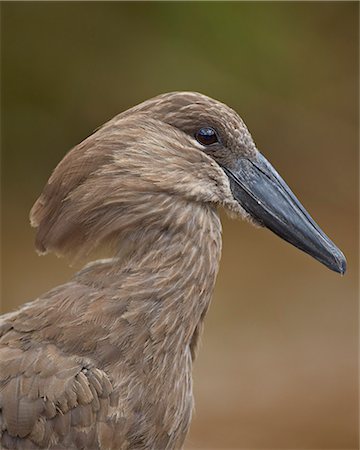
[222,153,346,274]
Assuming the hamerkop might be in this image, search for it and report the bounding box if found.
[0,92,346,449]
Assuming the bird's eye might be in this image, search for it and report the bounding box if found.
[195,127,218,146]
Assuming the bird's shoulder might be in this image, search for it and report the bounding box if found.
[0,300,124,449]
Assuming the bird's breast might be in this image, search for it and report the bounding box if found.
[106,348,194,449]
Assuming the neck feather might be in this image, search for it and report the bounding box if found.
[72,198,222,365]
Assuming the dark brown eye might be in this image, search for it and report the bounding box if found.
[195,127,218,146]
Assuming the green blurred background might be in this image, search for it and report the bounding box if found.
[1,2,358,448]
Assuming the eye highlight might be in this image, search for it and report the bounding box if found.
[195,127,218,146]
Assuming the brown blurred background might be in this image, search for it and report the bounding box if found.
[1,2,358,449]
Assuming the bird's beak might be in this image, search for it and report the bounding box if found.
[222,152,346,274]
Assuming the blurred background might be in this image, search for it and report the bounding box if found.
[1,2,358,449]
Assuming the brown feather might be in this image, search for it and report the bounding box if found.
[1,92,256,449]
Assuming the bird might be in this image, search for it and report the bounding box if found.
[0,92,346,450]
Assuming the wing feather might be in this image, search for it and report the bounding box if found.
[0,331,114,449]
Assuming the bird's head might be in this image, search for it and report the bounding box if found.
[30,91,346,273]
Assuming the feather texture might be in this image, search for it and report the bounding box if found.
[0,92,255,449]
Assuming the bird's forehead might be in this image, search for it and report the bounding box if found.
[131,92,254,150]
[138,92,240,126]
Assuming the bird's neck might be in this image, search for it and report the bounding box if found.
[74,200,222,364]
